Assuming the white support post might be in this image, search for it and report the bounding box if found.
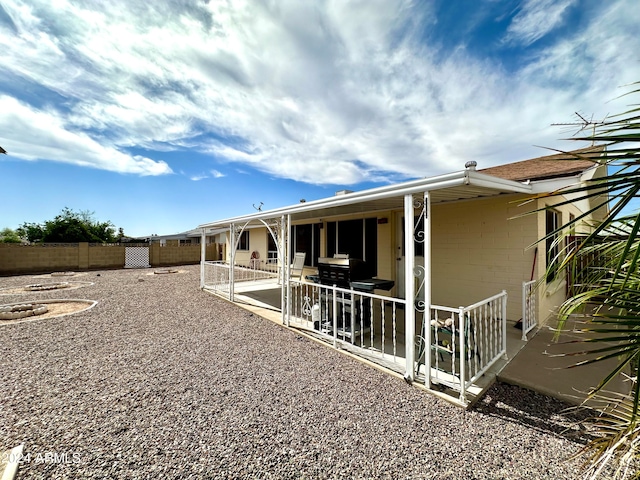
[404,194,415,382]
[281,215,286,325]
[424,191,432,388]
[522,282,527,341]
[285,214,291,327]
[459,306,467,403]
[502,290,508,357]
[229,224,235,302]
[200,228,206,289]
[332,286,338,348]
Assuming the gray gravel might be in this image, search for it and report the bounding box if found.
[0,266,592,479]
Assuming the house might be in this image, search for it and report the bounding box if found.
[196,147,607,406]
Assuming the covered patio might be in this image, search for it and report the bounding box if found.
[198,165,536,406]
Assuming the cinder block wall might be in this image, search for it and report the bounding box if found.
[0,242,222,275]
[0,244,79,275]
[155,244,200,266]
[149,243,220,267]
[89,245,126,268]
[430,194,537,322]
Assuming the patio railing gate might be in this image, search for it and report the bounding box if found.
[521,280,537,340]
[426,291,507,402]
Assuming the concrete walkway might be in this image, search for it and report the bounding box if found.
[499,319,631,407]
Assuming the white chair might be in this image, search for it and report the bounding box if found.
[290,252,306,281]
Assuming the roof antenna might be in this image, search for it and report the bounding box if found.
[552,112,608,145]
[253,202,263,211]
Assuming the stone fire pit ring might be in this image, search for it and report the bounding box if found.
[0,281,94,296]
[0,299,97,325]
[0,303,49,320]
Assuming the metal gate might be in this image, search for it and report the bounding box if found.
[125,246,150,268]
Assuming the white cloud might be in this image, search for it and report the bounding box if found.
[505,0,577,46]
[0,0,638,184]
[189,169,225,181]
[0,96,172,175]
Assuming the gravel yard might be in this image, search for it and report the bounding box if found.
[0,265,592,479]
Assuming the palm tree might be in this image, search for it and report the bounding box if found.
[534,82,640,479]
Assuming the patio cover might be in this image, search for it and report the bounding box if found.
[197,168,533,230]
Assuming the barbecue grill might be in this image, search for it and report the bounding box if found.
[308,257,394,292]
[314,257,373,288]
[306,257,394,338]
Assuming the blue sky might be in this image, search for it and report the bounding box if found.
[0,0,638,237]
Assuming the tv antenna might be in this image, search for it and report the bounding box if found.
[253,202,263,211]
[552,112,609,145]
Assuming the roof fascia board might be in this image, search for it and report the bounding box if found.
[464,170,532,193]
[198,170,532,229]
[198,171,465,228]
[529,175,582,194]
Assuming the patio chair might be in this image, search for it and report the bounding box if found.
[415,314,480,377]
[290,252,306,281]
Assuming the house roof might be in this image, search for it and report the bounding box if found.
[197,146,604,231]
[479,146,604,182]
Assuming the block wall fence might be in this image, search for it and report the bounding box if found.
[0,243,222,276]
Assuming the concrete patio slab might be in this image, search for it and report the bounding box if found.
[498,322,631,407]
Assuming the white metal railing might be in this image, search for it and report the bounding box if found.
[522,280,537,340]
[288,283,507,403]
[234,259,280,277]
[288,280,407,369]
[202,261,278,295]
[426,291,507,402]
[203,261,231,294]
[205,269,508,405]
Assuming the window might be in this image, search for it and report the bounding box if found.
[326,218,378,273]
[237,230,249,251]
[291,224,321,266]
[546,209,561,283]
[267,233,278,264]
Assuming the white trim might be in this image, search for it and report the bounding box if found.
[424,191,432,388]
[200,228,205,289]
[529,174,583,194]
[198,170,532,229]
[404,195,415,382]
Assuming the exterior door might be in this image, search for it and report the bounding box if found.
[395,212,425,300]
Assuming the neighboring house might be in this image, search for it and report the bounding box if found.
[147,228,224,246]
[197,147,607,406]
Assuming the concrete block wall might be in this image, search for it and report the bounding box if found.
[150,243,220,267]
[0,244,79,274]
[89,245,126,269]
[0,242,222,275]
[154,244,200,266]
[430,194,538,321]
